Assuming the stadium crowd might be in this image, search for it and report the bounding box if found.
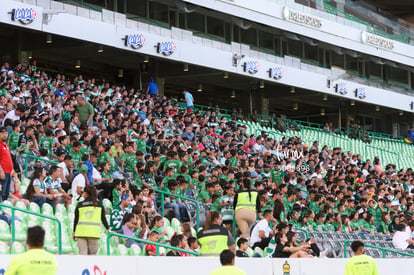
[1,61,414,257]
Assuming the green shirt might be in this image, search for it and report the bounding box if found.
[112,189,121,205]
[76,101,94,123]
[120,153,136,172]
[70,151,82,165]
[110,205,127,231]
[141,173,157,189]
[39,137,54,155]
[136,139,147,153]
[97,152,110,166]
[228,157,238,168]
[270,169,284,184]
[8,131,20,150]
[5,248,58,275]
[344,254,379,275]
[198,190,211,203]
[164,159,182,174]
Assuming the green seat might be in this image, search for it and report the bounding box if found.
[41,203,54,217]
[1,200,13,215]
[10,242,26,254]
[129,243,141,256]
[166,226,175,240]
[102,199,112,215]
[0,220,12,242]
[28,202,40,214]
[118,244,128,256]
[0,241,9,255]
[163,217,170,227]
[14,221,27,242]
[55,204,67,215]
[170,218,181,233]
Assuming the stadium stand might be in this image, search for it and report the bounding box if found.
[1,59,414,262]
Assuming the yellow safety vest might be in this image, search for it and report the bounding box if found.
[235,190,258,212]
[197,225,229,256]
[75,202,102,239]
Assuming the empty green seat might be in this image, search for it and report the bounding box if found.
[0,241,9,255]
[0,220,11,242]
[10,242,25,254]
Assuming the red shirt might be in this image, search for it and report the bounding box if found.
[145,244,157,255]
[0,140,13,173]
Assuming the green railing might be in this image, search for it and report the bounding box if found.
[54,0,102,12]
[155,189,200,232]
[343,240,414,258]
[127,16,171,29]
[106,232,199,256]
[250,46,282,58]
[0,203,63,255]
[24,155,58,179]
[193,32,231,45]
[296,228,309,240]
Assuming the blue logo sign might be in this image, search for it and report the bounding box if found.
[243,61,260,74]
[156,42,176,56]
[335,83,348,95]
[0,268,5,275]
[355,87,367,99]
[82,265,107,275]
[11,8,37,24]
[268,67,284,79]
[124,34,146,49]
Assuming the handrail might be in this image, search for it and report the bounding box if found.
[24,155,58,179]
[343,240,414,258]
[127,16,171,30]
[250,46,282,58]
[0,203,63,255]
[106,232,199,256]
[155,189,200,232]
[193,32,231,45]
[295,228,309,240]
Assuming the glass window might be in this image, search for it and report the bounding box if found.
[259,31,273,51]
[149,2,169,23]
[179,13,185,29]
[241,28,257,46]
[207,17,224,37]
[331,51,344,68]
[288,39,302,58]
[345,55,358,71]
[304,44,318,61]
[389,67,408,84]
[187,12,205,32]
[126,0,147,18]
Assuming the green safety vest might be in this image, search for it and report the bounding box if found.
[75,201,102,238]
[197,225,229,256]
[235,190,258,212]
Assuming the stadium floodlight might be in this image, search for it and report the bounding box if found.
[231,90,236,98]
[75,59,80,69]
[322,94,328,101]
[46,34,52,44]
[183,64,189,72]
[375,105,380,112]
[224,72,229,79]
[144,56,149,63]
[259,80,264,89]
[400,111,404,116]
[27,51,32,59]
[293,103,298,110]
[118,69,123,78]
[350,100,355,106]
[197,84,203,92]
[290,87,295,94]
[320,108,325,116]
[97,45,104,53]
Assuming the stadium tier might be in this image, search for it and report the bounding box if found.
[2,0,414,274]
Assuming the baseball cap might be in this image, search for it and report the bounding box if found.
[79,165,88,173]
[120,194,129,201]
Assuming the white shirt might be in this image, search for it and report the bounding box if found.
[250,219,272,246]
[2,110,20,125]
[392,231,410,250]
[57,161,69,179]
[71,173,86,200]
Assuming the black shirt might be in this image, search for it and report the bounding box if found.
[273,244,291,258]
[236,250,249,257]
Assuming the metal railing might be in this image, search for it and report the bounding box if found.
[106,232,199,256]
[155,189,200,232]
[54,0,102,12]
[24,155,59,179]
[0,203,63,255]
[343,240,414,258]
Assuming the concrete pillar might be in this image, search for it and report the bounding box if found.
[155,77,165,96]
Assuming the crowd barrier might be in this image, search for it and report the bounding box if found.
[1,255,414,275]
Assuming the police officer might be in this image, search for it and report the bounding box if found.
[233,178,259,239]
[73,185,110,255]
[197,211,235,256]
[6,226,58,275]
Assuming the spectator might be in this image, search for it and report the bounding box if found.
[272,232,312,258]
[344,240,378,275]
[183,90,194,113]
[236,238,249,257]
[5,226,58,275]
[392,223,414,250]
[76,95,94,126]
[23,167,54,207]
[210,249,246,275]
[71,165,88,201]
[250,209,275,249]
[146,77,159,96]
[110,193,131,232]
[234,179,260,239]
[0,126,14,201]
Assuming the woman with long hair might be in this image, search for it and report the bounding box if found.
[233,178,259,238]
[73,185,109,255]
[24,167,54,207]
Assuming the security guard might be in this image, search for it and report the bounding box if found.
[197,211,235,256]
[6,226,58,275]
[234,178,259,238]
[210,249,246,275]
[73,185,109,255]
[344,241,379,275]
